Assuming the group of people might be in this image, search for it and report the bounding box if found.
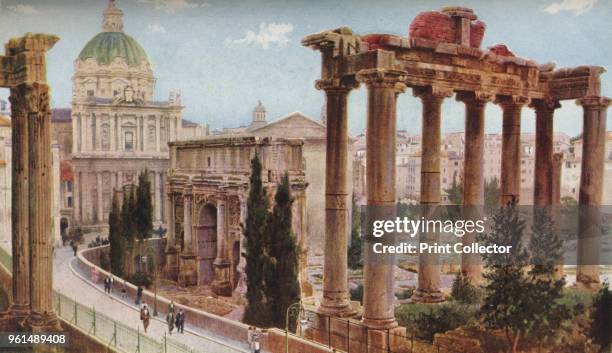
[247,326,262,353]
[138,301,185,335]
[165,301,186,335]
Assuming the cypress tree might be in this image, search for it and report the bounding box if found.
[347,197,362,270]
[108,192,124,276]
[243,154,271,327]
[121,186,136,250]
[135,170,153,242]
[265,173,301,328]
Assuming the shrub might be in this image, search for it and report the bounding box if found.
[450,272,482,304]
[395,287,414,300]
[395,302,477,342]
[589,283,611,352]
[129,271,152,288]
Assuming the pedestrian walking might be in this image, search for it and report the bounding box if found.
[140,304,151,333]
[121,282,127,299]
[70,241,78,256]
[136,285,143,305]
[166,311,175,335]
[168,301,175,314]
[109,275,114,293]
[252,329,261,353]
[103,276,110,293]
[175,309,185,334]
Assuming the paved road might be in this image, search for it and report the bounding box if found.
[53,244,253,353]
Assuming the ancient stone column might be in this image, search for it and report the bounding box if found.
[7,84,32,328]
[551,153,563,206]
[532,99,561,207]
[155,172,162,222]
[213,198,232,296]
[411,86,451,303]
[26,82,60,331]
[74,171,81,222]
[496,96,528,205]
[575,96,610,289]
[456,91,489,284]
[183,190,193,253]
[356,69,406,329]
[315,78,358,316]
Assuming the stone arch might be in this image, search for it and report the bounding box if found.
[196,202,217,285]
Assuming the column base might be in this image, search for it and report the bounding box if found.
[178,253,197,287]
[212,260,233,297]
[26,311,62,332]
[410,288,445,303]
[318,299,359,318]
[0,304,30,331]
[576,270,601,291]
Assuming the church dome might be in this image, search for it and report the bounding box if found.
[77,0,149,68]
[78,32,148,67]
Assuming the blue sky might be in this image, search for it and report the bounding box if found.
[0,0,610,136]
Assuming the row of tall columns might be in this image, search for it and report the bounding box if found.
[7,83,59,331]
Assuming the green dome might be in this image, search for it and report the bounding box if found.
[78,32,149,67]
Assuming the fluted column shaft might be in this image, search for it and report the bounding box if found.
[358,70,405,328]
[183,191,193,253]
[457,92,488,284]
[26,83,59,330]
[497,97,527,205]
[576,96,610,287]
[412,86,450,303]
[317,79,357,316]
[532,99,560,206]
[8,84,32,323]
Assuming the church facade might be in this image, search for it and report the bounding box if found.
[70,1,204,231]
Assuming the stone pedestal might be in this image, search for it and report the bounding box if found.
[575,96,610,288]
[316,78,358,317]
[457,92,488,285]
[177,254,197,287]
[496,96,527,205]
[411,86,450,303]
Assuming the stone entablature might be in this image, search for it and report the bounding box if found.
[166,136,307,296]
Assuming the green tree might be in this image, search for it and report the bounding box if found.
[265,173,301,328]
[108,192,125,276]
[484,177,500,210]
[121,186,136,250]
[525,208,568,348]
[479,201,531,353]
[348,197,362,270]
[243,154,272,327]
[135,170,153,242]
[444,173,463,205]
[590,283,611,352]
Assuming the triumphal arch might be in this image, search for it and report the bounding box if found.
[303,6,609,352]
[0,33,61,332]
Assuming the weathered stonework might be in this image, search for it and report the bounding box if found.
[303,5,610,351]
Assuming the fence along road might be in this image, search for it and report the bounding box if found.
[0,244,248,353]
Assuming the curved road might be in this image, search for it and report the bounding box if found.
[53,244,253,353]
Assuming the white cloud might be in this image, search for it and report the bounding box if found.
[544,0,597,15]
[7,4,41,15]
[137,0,209,13]
[147,24,167,33]
[233,23,294,50]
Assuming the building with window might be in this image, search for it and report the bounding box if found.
[69,1,199,232]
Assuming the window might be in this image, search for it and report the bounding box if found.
[66,181,73,192]
[67,196,73,208]
[207,157,211,167]
[87,89,94,97]
[125,132,134,151]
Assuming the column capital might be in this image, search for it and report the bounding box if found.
[529,98,561,111]
[576,96,611,109]
[356,68,407,92]
[413,85,453,102]
[315,77,359,92]
[456,90,493,105]
[494,95,530,108]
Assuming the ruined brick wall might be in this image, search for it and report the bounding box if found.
[408,11,485,48]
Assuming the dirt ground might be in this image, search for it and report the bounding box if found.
[156,279,238,316]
